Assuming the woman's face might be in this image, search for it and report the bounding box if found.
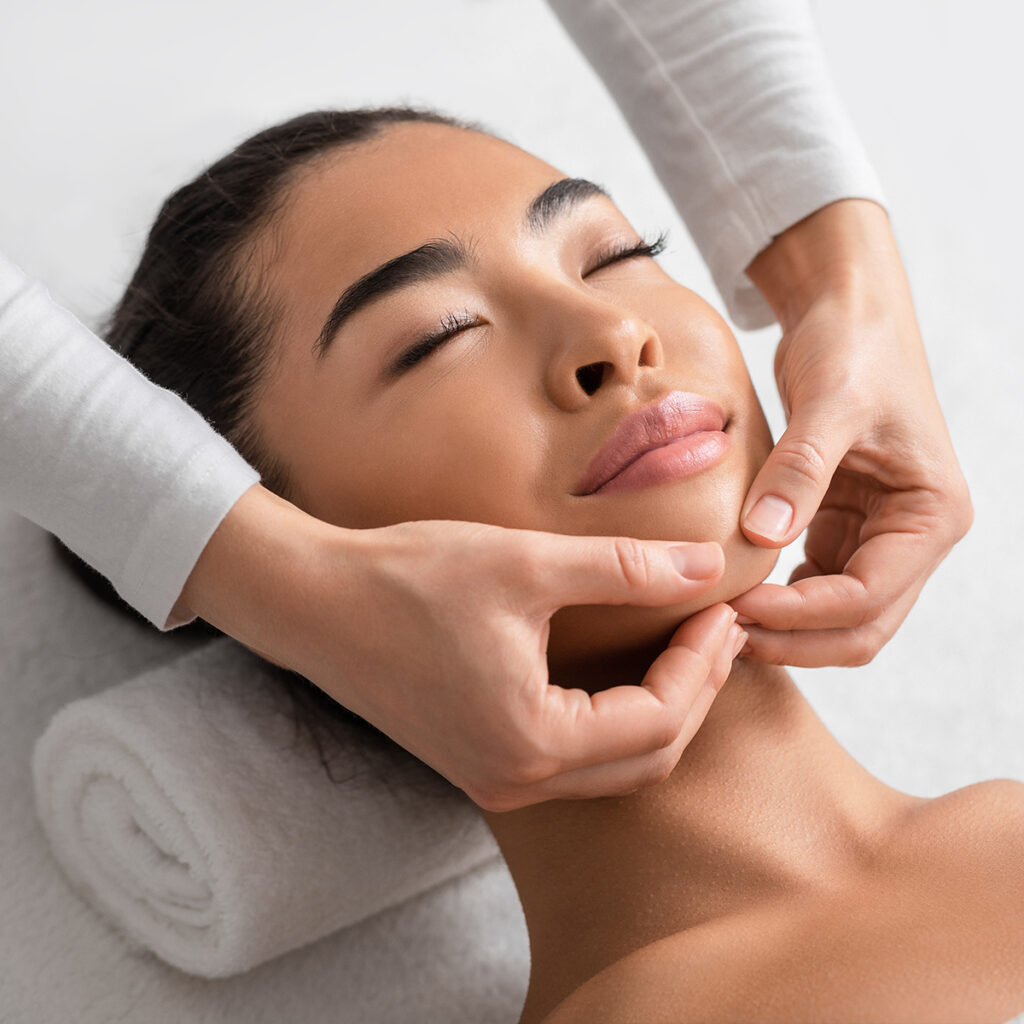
[253,122,777,666]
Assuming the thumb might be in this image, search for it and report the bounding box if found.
[523,532,724,614]
[741,409,851,548]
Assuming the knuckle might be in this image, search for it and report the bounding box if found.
[855,592,886,628]
[847,625,887,666]
[510,543,547,591]
[776,437,830,488]
[466,785,523,813]
[506,755,552,788]
[504,735,560,788]
[642,750,678,788]
[463,740,558,812]
[827,575,881,629]
[928,475,973,544]
[951,487,975,541]
[652,715,683,752]
[610,536,655,590]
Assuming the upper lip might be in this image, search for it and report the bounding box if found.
[573,391,727,495]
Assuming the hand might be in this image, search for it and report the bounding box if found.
[733,199,972,666]
[180,486,745,811]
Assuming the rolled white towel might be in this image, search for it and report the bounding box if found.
[31,637,500,977]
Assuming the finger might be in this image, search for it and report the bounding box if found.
[801,505,866,575]
[660,617,744,748]
[732,577,869,632]
[535,604,736,772]
[787,557,825,584]
[740,587,920,667]
[740,405,854,548]
[524,683,720,802]
[516,532,725,616]
[522,617,744,801]
[641,612,741,709]
[731,527,937,632]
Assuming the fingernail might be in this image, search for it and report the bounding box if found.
[744,495,793,543]
[669,543,723,580]
[736,614,757,626]
[739,641,753,657]
[730,626,748,659]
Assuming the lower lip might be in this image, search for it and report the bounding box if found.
[594,431,731,495]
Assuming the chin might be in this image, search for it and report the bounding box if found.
[546,526,778,680]
[547,412,777,678]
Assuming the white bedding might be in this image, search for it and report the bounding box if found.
[0,507,530,1023]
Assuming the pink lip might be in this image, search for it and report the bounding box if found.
[574,391,730,496]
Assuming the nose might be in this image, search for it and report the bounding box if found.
[543,291,664,410]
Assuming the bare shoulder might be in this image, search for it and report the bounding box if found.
[897,777,1024,870]
[912,776,1024,823]
[542,783,1024,1024]
[893,777,1024,943]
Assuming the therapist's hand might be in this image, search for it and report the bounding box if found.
[181,487,745,811]
[733,199,972,666]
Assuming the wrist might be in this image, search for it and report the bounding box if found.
[177,484,354,656]
[745,199,899,331]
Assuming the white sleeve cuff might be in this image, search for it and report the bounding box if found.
[0,251,260,630]
[547,0,886,329]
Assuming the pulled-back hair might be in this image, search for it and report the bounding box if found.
[60,107,479,785]
[106,106,470,496]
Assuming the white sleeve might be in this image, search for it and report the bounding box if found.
[546,0,886,330]
[0,251,260,630]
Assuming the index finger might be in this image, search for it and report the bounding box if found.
[731,528,940,631]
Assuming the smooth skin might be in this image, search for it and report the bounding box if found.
[179,183,971,813]
[181,125,1019,1023]
[183,121,778,810]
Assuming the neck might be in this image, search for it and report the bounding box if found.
[483,659,914,1020]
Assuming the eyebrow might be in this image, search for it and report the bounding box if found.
[313,239,468,359]
[525,176,609,232]
[313,176,610,359]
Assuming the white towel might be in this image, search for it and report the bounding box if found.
[31,637,501,978]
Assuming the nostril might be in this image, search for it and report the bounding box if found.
[575,361,609,396]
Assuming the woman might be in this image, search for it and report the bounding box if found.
[1,0,971,813]
[94,106,1023,1023]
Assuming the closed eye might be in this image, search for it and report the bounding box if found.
[585,230,668,276]
[387,230,669,377]
[389,309,484,376]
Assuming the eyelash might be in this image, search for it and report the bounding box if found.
[389,229,669,375]
[390,309,479,375]
[586,230,668,274]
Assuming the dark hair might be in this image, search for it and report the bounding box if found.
[62,107,482,786]
[107,106,473,496]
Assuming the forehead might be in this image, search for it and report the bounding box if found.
[272,122,565,282]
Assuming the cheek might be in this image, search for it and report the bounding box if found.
[316,380,553,530]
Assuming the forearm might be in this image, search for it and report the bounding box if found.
[546,0,885,329]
